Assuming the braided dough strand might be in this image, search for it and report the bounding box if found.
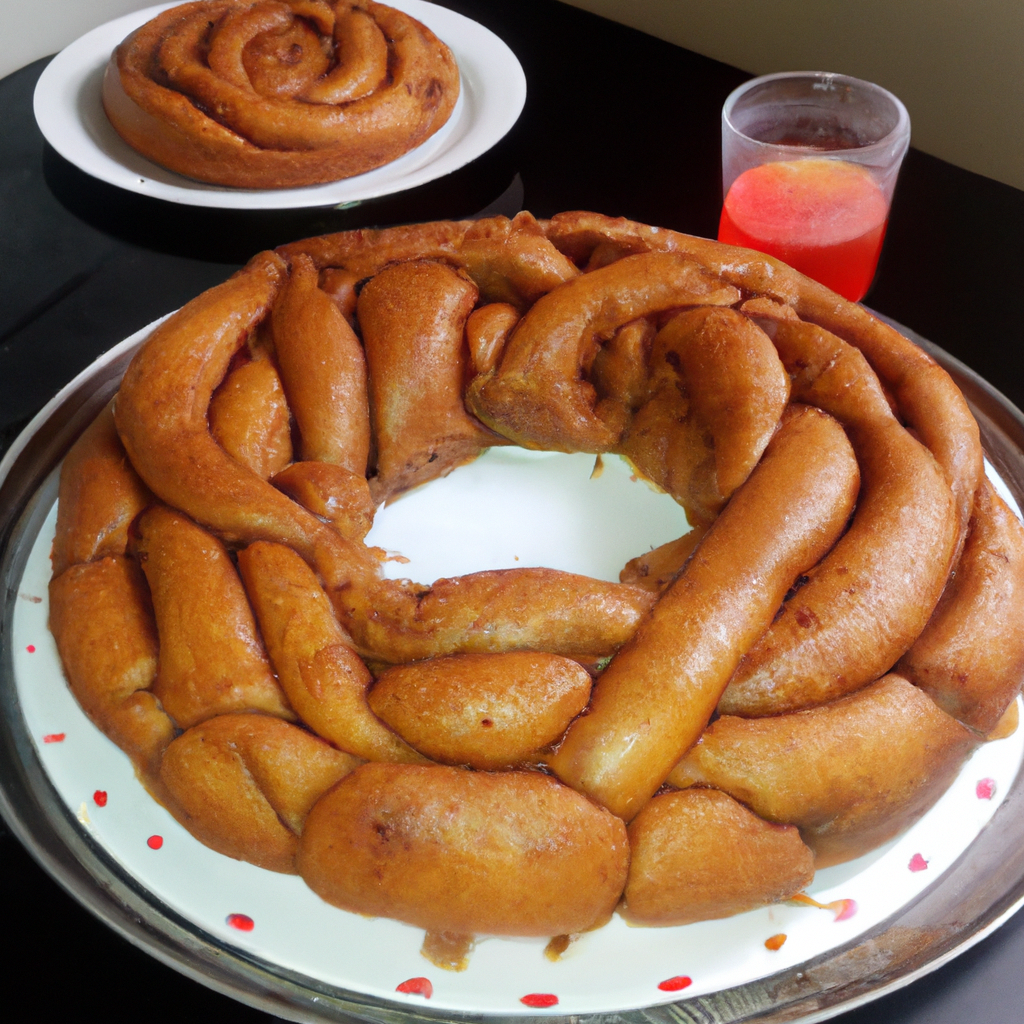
[114,251,358,579]
[543,211,983,551]
[466,252,741,453]
[719,318,959,716]
[548,404,860,819]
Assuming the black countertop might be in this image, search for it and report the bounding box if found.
[3,1,1024,1020]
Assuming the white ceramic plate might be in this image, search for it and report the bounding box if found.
[32,1,525,210]
[6,317,1024,1020]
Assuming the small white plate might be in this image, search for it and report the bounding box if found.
[32,1,526,210]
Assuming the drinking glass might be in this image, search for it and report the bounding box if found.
[719,71,910,302]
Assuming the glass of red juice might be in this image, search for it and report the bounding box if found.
[719,72,910,302]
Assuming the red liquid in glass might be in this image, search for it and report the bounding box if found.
[718,158,888,302]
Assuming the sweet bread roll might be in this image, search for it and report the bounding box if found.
[160,713,359,872]
[619,305,789,526]
[134,505,293,728]
[897,477,1024,733]
[51,401,151,578]
[622,788,815,926]
[49,556,171,783]
[208,348,292,480]
[368,652,593,768]
[298,763,629,936]
[103,0,460,189]
[356,258,495,501]
[669,674,979,867]
[271,253,370,474]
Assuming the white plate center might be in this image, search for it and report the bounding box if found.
[366,448,693,585]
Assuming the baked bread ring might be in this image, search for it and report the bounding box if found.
[48,212,1024,947]
[103,0,460,188]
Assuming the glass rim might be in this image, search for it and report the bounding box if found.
[722,71,911,159]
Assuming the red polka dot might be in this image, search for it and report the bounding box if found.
[832,898,858,922]
[396,977,433,998]
[26,644,36,653]
[226,913,254,932]
[93,790,108,807]
[908,853,928,872]
[42,733,65,743]
[977,778,997,800]
[520,994,559,1008]
[147,835,164,850]
[658,976,692,992]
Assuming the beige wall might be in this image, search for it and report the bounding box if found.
[559,0,1024,191]
[1,0,156,81]
[5,0,1022,190]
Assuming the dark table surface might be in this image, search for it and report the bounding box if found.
[3,1,1024,1021]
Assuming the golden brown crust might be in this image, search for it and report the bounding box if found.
[898,478,1024,732]
[135,505,293,728]
[548,405,860,819]
[357,259,497,501]
[330,564,657,664]
[48,556,171,782]
[457,227,580,306]
[465,302,520,376]
[619,526,707,593]
[619,306,789,525]
[298,763,630,935]
[51,401,152,578]
[237,540,426,763]
[272,252,371,474]
[623,789,815,926]
[987,700,1020,741]
[208,348,293,480]
[368,652,592,768]
[278,217,472,275]
[669,674,979,867]
[271,461,376,541]
[589,317,653,414]
[160,713,359,872]
[103,0,460,189]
